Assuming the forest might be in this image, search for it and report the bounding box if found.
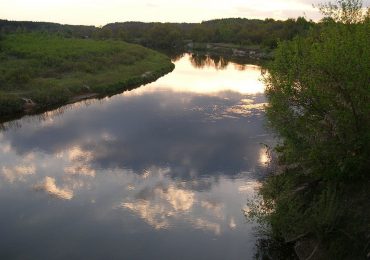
[0,17,314,50]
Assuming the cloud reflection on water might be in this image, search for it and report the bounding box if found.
[118,169,262,235]
[0,53,273,259]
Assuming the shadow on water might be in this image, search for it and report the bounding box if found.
[254,237,298,260]
[158,48,264,66]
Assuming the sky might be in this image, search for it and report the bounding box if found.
[0,0,369,26]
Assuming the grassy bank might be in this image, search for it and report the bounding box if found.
[0,33,174,118]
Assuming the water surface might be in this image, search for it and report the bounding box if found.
[0,53,272,260]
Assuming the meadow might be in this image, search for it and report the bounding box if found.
[0,33,174,117]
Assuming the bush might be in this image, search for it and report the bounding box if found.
[253,1,370,258]
[265,11,369,180]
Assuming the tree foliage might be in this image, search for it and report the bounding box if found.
[256,0,370,258]
[318,0,365,23]
[103,18,314,49]
[0,18,315,50]
[265,0,369,180]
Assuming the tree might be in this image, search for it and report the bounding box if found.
[97,27,113,39]
[145,23,182,48]
[255,0,370,258]
[318,0,365,23]
[190,25,212,42]
[117,28,128,41]
[265,0,369,180]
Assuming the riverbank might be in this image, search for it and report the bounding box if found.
[185,42,274,60]
[0,33,174,120]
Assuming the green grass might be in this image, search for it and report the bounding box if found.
[0,32,174,117]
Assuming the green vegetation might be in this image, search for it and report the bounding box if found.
[0,33,174,117]
[0,20,97,38]
[1,17,314,52]
[104,18,313,50]
[249,0,370,258]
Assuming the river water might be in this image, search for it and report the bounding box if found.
[0,53,273,259]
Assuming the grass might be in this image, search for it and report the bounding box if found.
[0,32,175,118]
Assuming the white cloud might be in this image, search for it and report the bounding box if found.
[121,200,173,229]
[155,185,195,212]
[2,165,35,183]
[192,218,221,235]
[34,177,73,200]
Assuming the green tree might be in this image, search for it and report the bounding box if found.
[190,25,212,42]
[255,0,370,258]
[318,0,365,23]
[144,23,182,48]
[97,27,113,39]
[117,28,128,41]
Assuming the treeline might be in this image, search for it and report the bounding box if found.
[0,17,314,49]
[0,20,97,38]
[104,18,314,49]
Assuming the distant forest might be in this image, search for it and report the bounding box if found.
[0,17,314,49]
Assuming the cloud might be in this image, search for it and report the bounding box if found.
[192,218,221,235]
[238,180,262,193]
[155,185,195,212]
[34,177,73,200]
[64,164,96,177]
[229,217,237,229]
[2,165,35,183]
[119,178,230,234]
[121,200,172,229]
[200,200,224,219]
[64,146,96,177]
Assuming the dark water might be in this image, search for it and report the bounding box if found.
[0,53,273,260]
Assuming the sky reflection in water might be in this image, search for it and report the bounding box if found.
[0,53,273,259]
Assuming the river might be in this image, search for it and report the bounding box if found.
[0,53,273,259]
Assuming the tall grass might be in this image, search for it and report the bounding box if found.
[0,32,174,117]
